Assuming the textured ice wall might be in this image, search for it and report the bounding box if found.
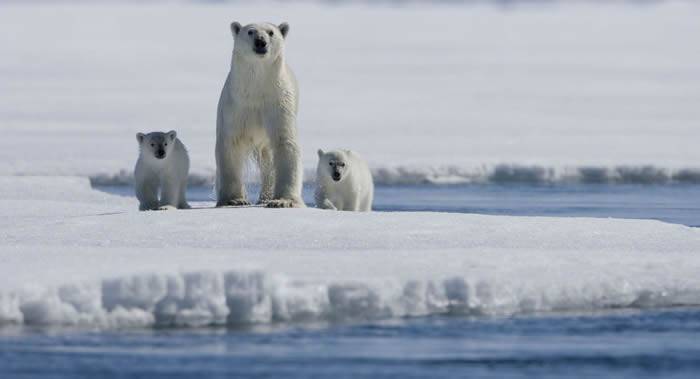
[3,267,700,328]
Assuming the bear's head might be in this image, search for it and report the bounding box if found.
[317,149,349,182]
[136,131,177,160]
[230,22,290,62]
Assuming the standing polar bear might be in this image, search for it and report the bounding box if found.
[215,21,304,208]
[315,149,374,212]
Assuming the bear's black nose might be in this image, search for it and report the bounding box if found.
[254,38,267,49]
[332,172,341,181]
[156,149,165,159]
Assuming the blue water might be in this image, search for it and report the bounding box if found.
[2,308,700,378]
[100,183,700,226]
[3,184,699,378]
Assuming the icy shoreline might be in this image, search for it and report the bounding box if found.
[4,264,700,328]
[1,176,699,328]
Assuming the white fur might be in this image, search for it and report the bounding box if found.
[315,149,374,212]
[134,131,190,211]
[215,22,303,208]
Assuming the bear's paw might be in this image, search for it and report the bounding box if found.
[217,198,252,207]
[266,198,305,209]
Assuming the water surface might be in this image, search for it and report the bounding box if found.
[99,183,700,227]
[2,308,700,378]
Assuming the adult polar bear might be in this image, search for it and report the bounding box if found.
[216,21,304,208]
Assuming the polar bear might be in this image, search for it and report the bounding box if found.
[215,21,304,208]
[315,149,374,212]
[134,131,190,211]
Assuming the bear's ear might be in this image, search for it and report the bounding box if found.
[167,130,177,141]
[317,149,324,158]
[231,21,242,36]
[136,133,145,144]
[278,22,289,38]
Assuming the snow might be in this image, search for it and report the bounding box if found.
[1,2,700,185]
[1,1,700,328]
[1,176,699,327]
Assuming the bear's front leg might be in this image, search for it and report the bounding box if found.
[136,175,160,211]
[267,125,304,208]
[255,146,275,205]
[215,136,250,207]
[314,186,336,210]
[177,178,191,209]
[159,176,180,210]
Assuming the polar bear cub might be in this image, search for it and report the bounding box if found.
[315,149,373,212]
[135,131,190,211]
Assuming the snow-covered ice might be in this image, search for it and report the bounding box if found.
[1,176,699,328]
[1,1,700,328]
[1,2,700,185]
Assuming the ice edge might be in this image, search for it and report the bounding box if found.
[2,269,697,329]
[88,164,700,187]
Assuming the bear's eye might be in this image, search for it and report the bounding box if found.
[329,162,333,166]
[339,163,345,167]
[247,30,254,36]
[268,31,274,37]
[164,143,168,146]
[150,144,154,147]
